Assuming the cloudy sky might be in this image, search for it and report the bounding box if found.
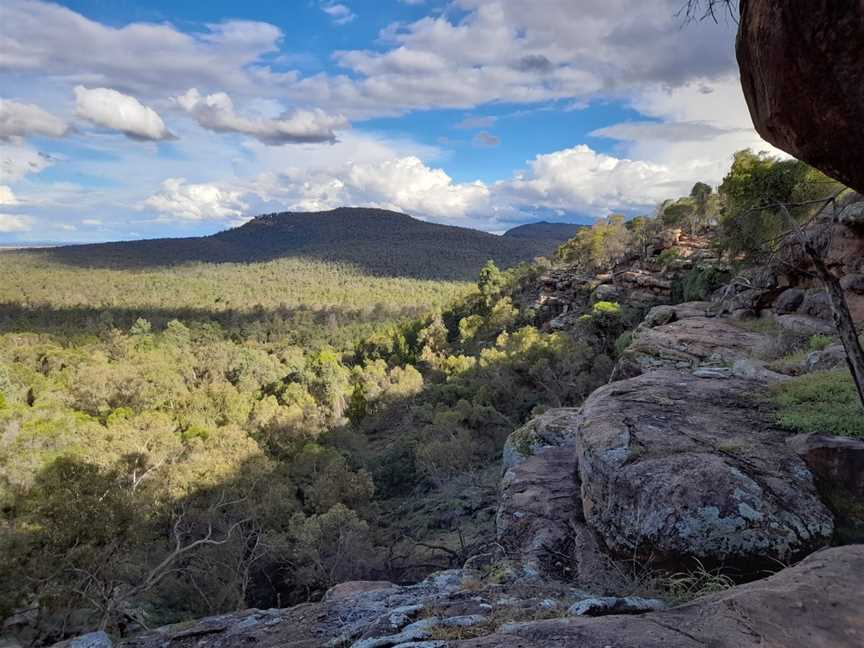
[0,0,771,242]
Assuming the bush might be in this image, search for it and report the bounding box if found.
[771,369,864,437]
[672,265,730,303]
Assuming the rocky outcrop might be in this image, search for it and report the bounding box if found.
[534,231,722,330]
[617,316,772,379]
[576,370,833,565]
[455,545,864,647]
[737,1,864,193]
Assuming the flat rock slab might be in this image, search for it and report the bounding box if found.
[617,317,770,378]
[575,370,833,565]
[454,545,864,648]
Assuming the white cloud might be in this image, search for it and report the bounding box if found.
[0,99,69,140]
[176,89,348,144]
[0,143,53,182]
[0,213,32,232]
[591,121,738,143]
[74,86,173,141]
[591,76,783,188]
[320,3,356,25]
[496,144,688,217]
[0,186,18,206]
[287,0,737,118]
[142,178,249,220]
[0,0,284,95]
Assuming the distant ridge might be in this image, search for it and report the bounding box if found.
[502,221,584,247]
[29,208,572,280]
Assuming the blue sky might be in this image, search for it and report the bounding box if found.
[0,0,773,242]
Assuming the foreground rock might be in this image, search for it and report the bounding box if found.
[576,370,833,565]
[455,545,864,647]
[95,546,864,648]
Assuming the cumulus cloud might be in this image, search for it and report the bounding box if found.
[74,86,174,141]
[0,186,18,206]
[287,0,737,117]
[0,213,32,232]
[320,3,356,25]
[248,155,490,220]
[176,89,348,144]
[496,144,689,216]
[0,99,69,140]
[142,178,249,220]
[0,0,284,95]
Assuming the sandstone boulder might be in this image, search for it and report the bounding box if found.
[773,287,805,314]
[617,317,770,378]
[575,370,833,566]
[737,1,864,193]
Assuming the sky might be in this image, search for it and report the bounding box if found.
[0,0,775,242]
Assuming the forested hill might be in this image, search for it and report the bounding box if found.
[31,208,569,280]
[502,221,584,242]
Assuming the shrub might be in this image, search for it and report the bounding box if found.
[808,334,834,352]
[672,265,730,303]
[771,369,864,437]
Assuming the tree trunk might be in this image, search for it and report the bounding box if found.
[804,241,864,410]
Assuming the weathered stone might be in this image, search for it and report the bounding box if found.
[773,287,805,314]
[775,314,835,337]
[575,370,833,566]
[497,410,583,577]
[617,316,770,378]
[325,581,397,602]
[566,596,665,617]
[805,344,846,373]
[591,283,621,303]
[454,545,864,647]
[801,289,832,320]
[841,273,864,295]
[787,434,864,499]
[737,1,864,193]
[51,632,113,648]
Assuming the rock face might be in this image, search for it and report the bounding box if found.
[497,409,583,577]
[737,1,864,193]
[455,545,864,648]
[576,370,833,565]
[533,231,722,330]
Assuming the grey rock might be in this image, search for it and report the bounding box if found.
[567,596,666,617]
[841,273,864,294]
[452,546,864,647]
[773,287,805,314]
[693,367,732,379]
[52,632,113,648]
[575,370,833,565]
[617,316,771,378]
[351,618,438,648]
[805,344,846,372]
[775,314,835,337]
[800,289,832,320]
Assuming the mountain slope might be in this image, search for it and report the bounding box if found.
[36,208,561,280]
[502,221,584,253]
